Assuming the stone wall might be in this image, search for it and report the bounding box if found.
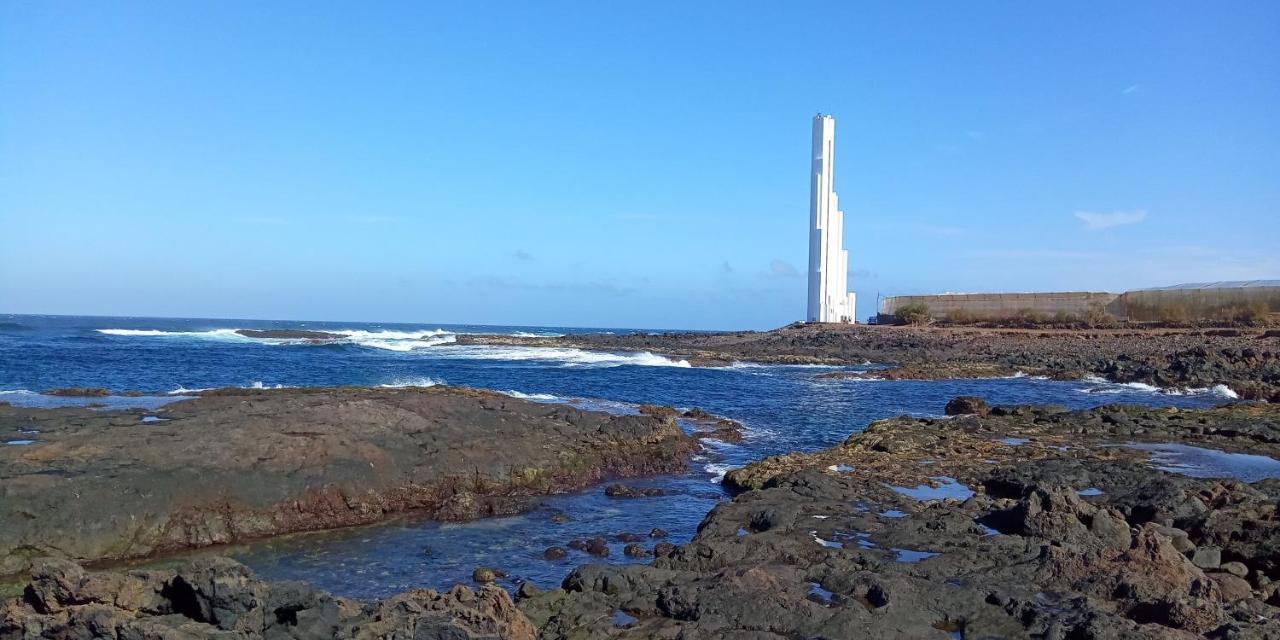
[880,286,1280,323]
[879,292,1119,321]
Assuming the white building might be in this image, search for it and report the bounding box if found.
[806,113,857,323]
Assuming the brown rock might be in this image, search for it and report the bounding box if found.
[944,396,990,416]
[1209,573,1254,602]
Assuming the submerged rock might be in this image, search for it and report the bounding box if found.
[603,483,666,498]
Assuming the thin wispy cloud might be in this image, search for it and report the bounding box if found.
[766,259,800,279]
[1122,84,1142,95]
[1074,209,1147,231]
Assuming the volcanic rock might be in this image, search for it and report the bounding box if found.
[0,386,697,575]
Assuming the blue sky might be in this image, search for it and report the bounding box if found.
[2,2,1277,330]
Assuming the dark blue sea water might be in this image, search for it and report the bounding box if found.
[0,314,1233,598]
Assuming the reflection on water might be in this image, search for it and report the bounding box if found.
[1125,442,1280,483]
[232,475,721,599]
[888,476,975,502]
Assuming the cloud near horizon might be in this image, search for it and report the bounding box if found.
[1073,209,1148,231]
[767,259,800,279]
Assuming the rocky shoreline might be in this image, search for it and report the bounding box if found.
[5,400,1279,638]
[518,400,1280,639]
[0,386,699,577]
[457,324,1280,401]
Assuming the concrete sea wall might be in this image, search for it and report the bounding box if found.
[879,292,1119,321]
[881,286,1280,323]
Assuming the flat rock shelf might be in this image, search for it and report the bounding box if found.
[0,386,697,576]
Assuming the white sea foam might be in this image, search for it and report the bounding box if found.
[248,381,289,389]
[357,335,456,352]
[428,345,691,368]
[98,326,459,352]
[703,462,737,483]
[166,386,212,395]
[378,377,444,388]
[97,326,702,366]
[503,390,560,401]
[98,328,246,339]
[1079,375,1238,398]
[1209,384,1240,399]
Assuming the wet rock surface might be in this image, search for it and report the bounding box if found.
[461,324,1280,400]
[6,401,1279,638]
[517,401,1280,639]
[0,386,697,576]
[1,556,535,639]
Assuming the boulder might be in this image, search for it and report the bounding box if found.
[944,396,990,416]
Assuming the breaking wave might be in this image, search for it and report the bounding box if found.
[426,345,691,368]
[99,328,244,338]
[1079,375,1238,399]
[166,386,213,395]
[703,462,738,484]
[378,377,444,388]
[503,390,561,401]
[97,327,457,352]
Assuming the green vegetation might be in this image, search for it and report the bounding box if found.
[1125,298,1275,326]
[894,302,932,326]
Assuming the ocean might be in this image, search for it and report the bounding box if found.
[0,314,1231,597]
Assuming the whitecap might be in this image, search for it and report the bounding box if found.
[98,327,459,352]
[166,386,213,395]
[703,462,738,483]
[424,345,691,368]
[1079,375,1240,398]
[377,377,444,388]
[357,335,456,352]
[98,328,247,339]
[248,381,289,390]
[502,390,560,401]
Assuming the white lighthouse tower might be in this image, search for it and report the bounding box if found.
[806,113,857,323]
